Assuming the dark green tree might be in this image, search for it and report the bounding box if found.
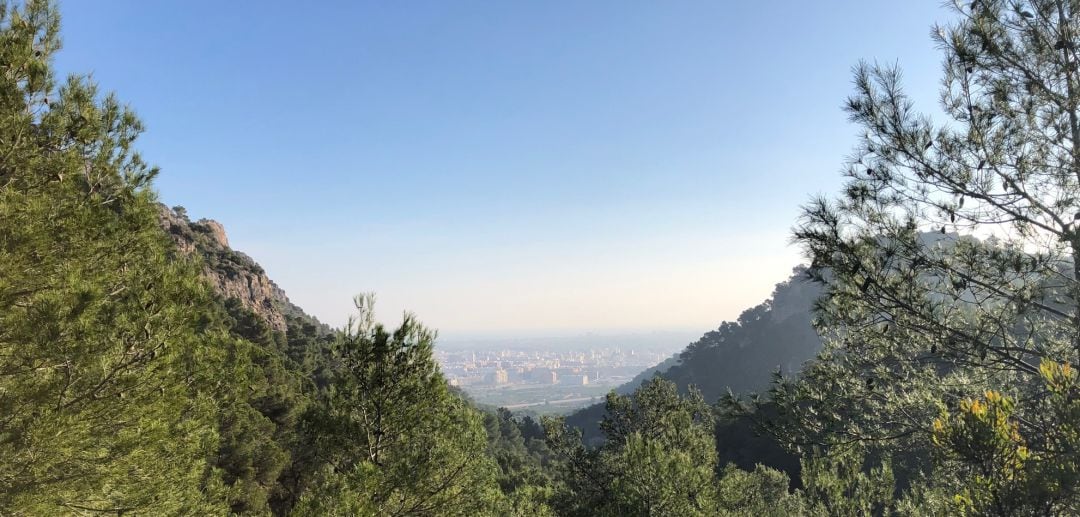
[715,463,805,516]
[545,379,721,516]
[212,299,313,515]
[482,407,558,516]
[798,448,896,516]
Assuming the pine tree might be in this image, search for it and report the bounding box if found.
[292,294,502,516]
[756,0,1080,513]
[545,379,721,516]
[0,1,231,512]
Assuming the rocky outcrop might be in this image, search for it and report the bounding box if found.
[200,219,229,248]
[159,205,305,334]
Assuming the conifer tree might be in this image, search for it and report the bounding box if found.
[292,295,502,516]
[756,0,1080,513]
[0,1,231,513]
[545,379,722,516]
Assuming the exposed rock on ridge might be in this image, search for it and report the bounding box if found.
[159,204,316,334]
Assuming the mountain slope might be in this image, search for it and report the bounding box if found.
[564,267,822,449]
[659,267,821,401]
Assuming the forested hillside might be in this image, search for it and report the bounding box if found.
[660,268,821,400]
[573,266,821,408]
[561,267,821,483]
[9,0,1080,515]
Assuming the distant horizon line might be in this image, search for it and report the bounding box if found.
[435,327,704,344]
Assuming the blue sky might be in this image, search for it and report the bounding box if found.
[54,1,950,337]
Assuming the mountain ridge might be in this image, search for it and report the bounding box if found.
[158,204,330,336]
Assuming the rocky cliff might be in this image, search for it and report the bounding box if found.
[159,205,321,334]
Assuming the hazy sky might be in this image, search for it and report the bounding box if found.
[53,2,951,338]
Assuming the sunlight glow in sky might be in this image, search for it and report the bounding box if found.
[53,1,952,337]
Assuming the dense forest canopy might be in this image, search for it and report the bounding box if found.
[8,0,1080,515]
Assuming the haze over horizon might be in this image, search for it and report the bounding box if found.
[52,1,951,337]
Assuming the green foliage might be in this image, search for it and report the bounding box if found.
[546,380,705,515]
[608,430,719,516]
[292,294,502,516]
[565,268,819,477]
[751,0,1080,514]
[0,3,337,513]
[547,379,812,516]
[210,300,313,515]
[715,463,804,516]
[931,390,1029,515]
[484,408,558,514]
[599,381,720,516]
[547,380,713,515]
[920,362,1080,516]
[0,1,234,513]
[21,0,1080,514]
[799,448,895,516]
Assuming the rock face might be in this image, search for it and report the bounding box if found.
[159,205,299,334]
[200,219,229,248]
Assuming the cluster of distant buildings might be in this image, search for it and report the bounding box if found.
[435,347,667,389]
[475,366,583,387]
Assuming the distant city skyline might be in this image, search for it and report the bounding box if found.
[437,328,701,348]
[436,343,673,412]
[52,1,952,337]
